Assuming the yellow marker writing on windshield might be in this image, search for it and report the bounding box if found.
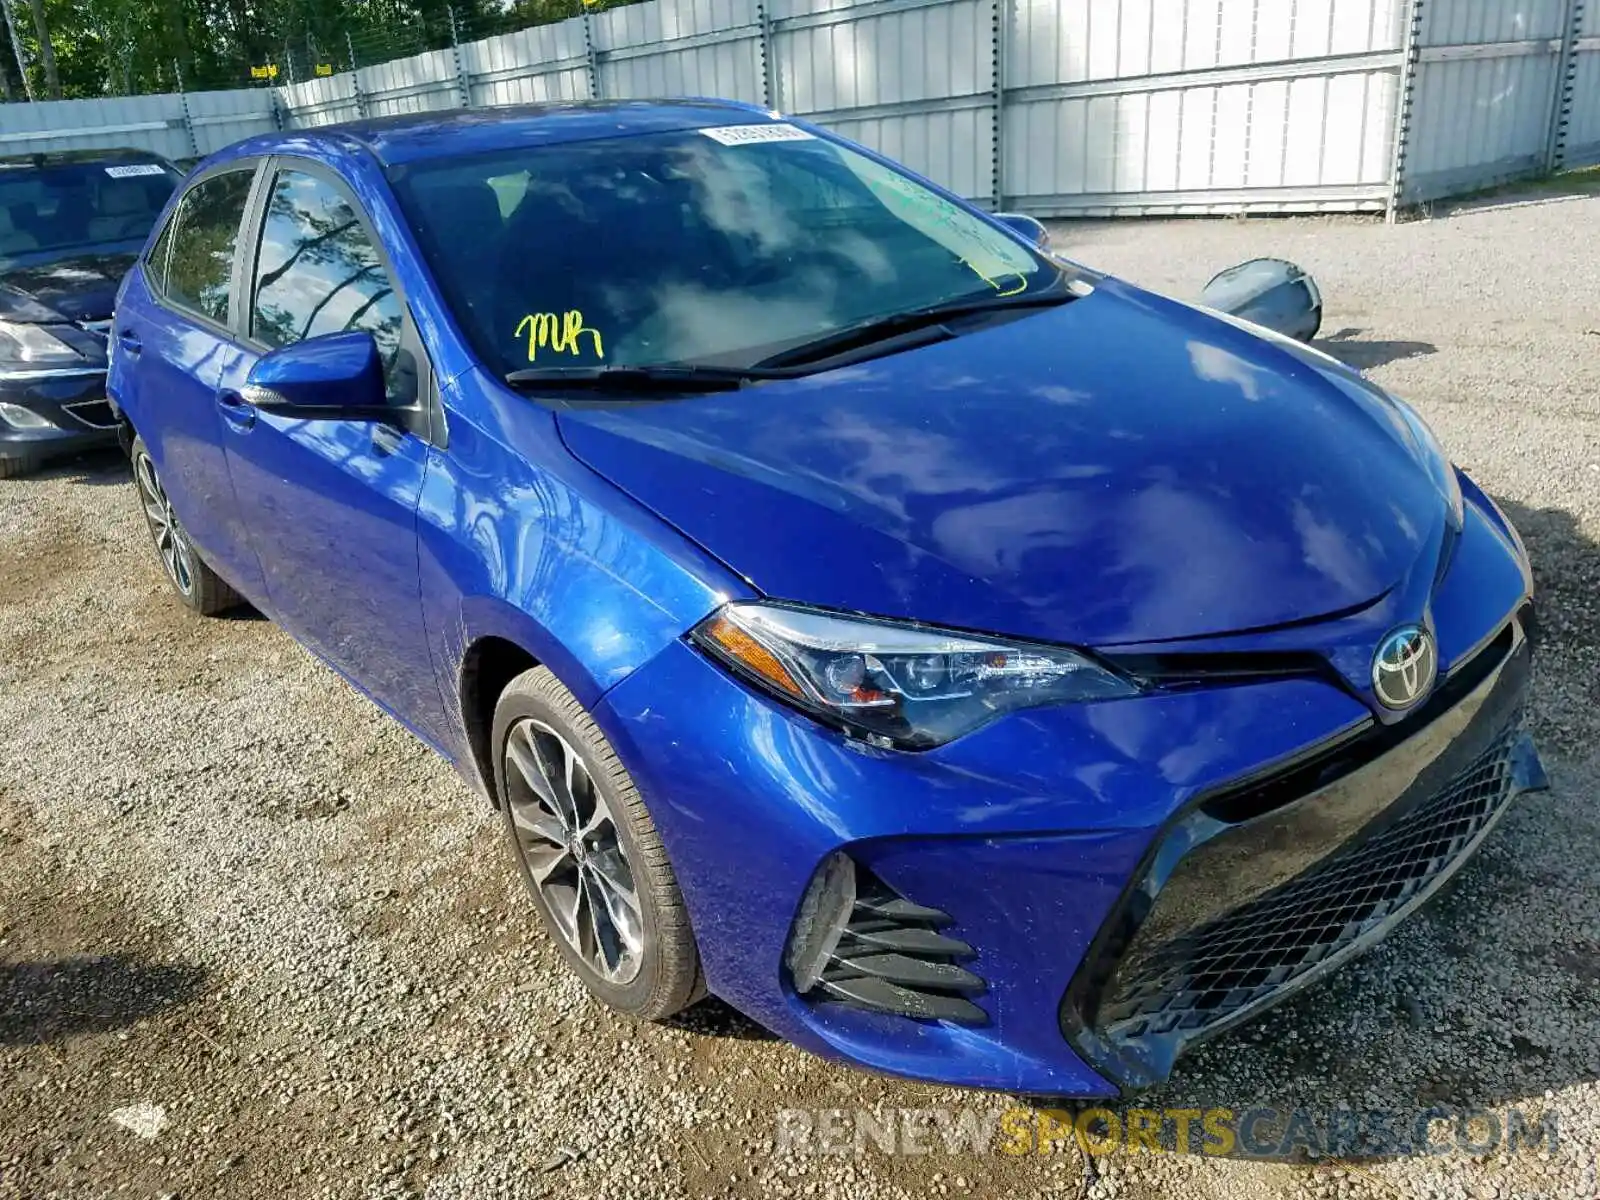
[975,270,1029,297]
[517,311,604,362]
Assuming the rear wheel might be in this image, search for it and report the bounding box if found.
[0,455,38,479]
[129,435,241,616]
[492,666,703,1019]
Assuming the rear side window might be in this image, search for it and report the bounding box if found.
[163,169,254,325]
[250,168,405,397]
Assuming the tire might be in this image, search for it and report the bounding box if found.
[129,434,242,616]
[492,665,703,1020]
[0,455,38,479]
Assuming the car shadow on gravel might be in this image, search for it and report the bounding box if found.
[23,447,131,486]
[667,996,778,1041]
[0,954,208,1045]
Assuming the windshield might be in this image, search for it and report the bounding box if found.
[0,160,181,259]
[387,125,1064,375]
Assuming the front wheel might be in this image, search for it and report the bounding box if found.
[492,666,703,1019]
[129,435,241,616]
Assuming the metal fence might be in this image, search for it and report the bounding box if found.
[2,0,1598,218]
[0,88,279,161]
[1398,0,1573,202]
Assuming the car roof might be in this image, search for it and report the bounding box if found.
[0,146,174,170]
[211,98,779,169]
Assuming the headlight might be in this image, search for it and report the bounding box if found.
[0,320,83,369]
[691,602,1138,749]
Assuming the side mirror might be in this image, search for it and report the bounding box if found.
[1199,258,1323,343]
[992,212,1051,251]
[243,330,395,422]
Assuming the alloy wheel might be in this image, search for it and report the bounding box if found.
[503,718,645,984]
[133,450,195,597]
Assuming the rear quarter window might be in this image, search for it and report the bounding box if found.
[145,209,176,294]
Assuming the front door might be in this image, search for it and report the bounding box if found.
[217,160,448,745]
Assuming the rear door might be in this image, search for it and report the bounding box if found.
[217,158,446,741]
[118,163,266,599]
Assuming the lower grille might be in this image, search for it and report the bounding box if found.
[1100,723,1525,1043]
[793,859,988,1025]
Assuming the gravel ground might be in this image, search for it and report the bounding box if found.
[2,183,1599,1200]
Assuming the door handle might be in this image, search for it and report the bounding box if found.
[215,388,257,432]
[116,330,141,356]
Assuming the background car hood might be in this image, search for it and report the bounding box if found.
[0,250,136,324]
[555,278,1443,648]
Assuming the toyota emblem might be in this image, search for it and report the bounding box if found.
[1372,625,1437,710]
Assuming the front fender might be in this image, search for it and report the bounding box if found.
[416,394,754,785]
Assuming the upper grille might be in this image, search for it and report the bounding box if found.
[1099,723,1526,1044]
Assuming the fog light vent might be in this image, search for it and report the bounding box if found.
[788,855,987,1025]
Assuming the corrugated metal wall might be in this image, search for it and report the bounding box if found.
[0,90,276,160]
[771,0,996,203]
[182,90,285,154]
[2,0,1597,215]
[279,75,361,127]
[593,0,765,104]
[466,21,592,107]
[1004,0,1403,214]
[1399,0,1571,201]
[356,49,466,116]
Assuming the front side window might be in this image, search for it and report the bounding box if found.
[251,168,405,397]
[165,169,255,325]
[387,125,1062,376]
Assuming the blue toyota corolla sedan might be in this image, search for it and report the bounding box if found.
[107,100,1545,1096]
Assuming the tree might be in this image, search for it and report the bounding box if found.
[0,0,637,100]
[24,0,56,98]
[1,0,32,100]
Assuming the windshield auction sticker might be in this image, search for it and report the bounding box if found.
[104,164,169,178]
[699,123,815,146]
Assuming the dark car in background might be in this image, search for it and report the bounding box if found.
[0,148,182,477]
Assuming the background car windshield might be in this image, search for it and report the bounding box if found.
[0,161,181,258]
[388,126,1058,374]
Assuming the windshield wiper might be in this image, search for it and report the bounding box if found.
[504,364,794,393]
[753,283,1079,370]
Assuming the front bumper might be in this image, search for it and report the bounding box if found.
[1063,618,1542,1089]
[592,489,1543,1096]
[0,370,118,462]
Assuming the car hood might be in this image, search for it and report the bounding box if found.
[0,249,136,324]
[555,277,1445,648]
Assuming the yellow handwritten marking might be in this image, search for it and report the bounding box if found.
[516,310,604,362]
[976,270,1029,297]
